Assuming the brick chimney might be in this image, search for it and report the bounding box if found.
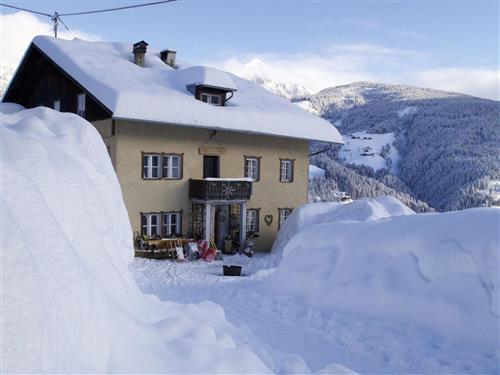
[160,49,177,68]
[133,40,148,67]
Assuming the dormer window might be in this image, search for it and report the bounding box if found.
[200,93,221,106]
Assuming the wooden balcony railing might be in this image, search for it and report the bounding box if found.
[189,179,252,201]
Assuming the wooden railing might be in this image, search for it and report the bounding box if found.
[189,179,252,201]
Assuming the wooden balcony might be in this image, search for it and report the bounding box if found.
[189,179,252,202]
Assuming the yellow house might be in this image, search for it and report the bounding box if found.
[3,36,342,251]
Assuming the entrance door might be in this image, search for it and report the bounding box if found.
[203,156,220,178]
[214,205,229,250]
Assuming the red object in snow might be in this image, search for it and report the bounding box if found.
[202,248,217,262]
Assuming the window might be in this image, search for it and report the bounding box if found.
[141,213,161,237]
[143,154,161,179]
[245,157,260,181]
[163,154,182,179]
[53,100,60,112]
[280,159,294,182]
[200,93,222,106]
[246,209,259,233]
[279,208,292,229]
[141,212,182,238]
[77,93,86,117]
[163,212,181,237]
[143,153,182,180]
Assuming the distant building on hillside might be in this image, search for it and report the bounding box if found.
[3,36,342,251]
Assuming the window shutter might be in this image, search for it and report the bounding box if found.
[162,155,169,179]
[290,160,294,182]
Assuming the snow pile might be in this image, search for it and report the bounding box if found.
[269,199,500,366]
[0,104,269,373]
[273,196,414,257]
[29,36,342,143]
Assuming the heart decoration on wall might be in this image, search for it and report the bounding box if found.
[264,215,273,226]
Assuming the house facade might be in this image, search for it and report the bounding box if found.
[3,36,342,252]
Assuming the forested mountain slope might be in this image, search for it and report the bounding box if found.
[301,82,500,211]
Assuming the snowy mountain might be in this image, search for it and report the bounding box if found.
[302,82,500,211]
[221,58,312,99]
[250,76,312,99]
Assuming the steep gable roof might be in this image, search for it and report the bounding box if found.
[31,36,342,143]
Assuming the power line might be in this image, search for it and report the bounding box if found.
[0,1,177,37]
[59,0,177,17]
[0,3,51,17]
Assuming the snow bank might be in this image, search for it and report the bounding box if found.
[272,196,414,258]
[1,105,269,373]
[270,199,500,353]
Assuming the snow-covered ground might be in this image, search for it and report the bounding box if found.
[339,131,399,173]
[3,105,498,373]
[132,196,499,374]
[1,105,269,373]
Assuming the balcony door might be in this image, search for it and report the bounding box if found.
[203,155,220,178]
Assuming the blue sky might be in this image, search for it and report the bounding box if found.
[1,1,499,98]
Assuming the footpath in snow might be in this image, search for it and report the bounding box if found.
[2,104,498,373]
[132,196,500,374]
[1,104,270,373]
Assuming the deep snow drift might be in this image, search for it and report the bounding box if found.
[0,104,269,373]
[133,197,499,373]
[269,198,500,372]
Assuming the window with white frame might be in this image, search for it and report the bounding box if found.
[279,208,292,228]
[280,159,294,182]
[200,93,221,106]
[77,93,86,117]
[163,212,181,237]
[245,157,260,181]
[53,100,61,112]
[143,154,161,179]
[246,209,259,233]
[141,213,161,237]
[163,154,182,179]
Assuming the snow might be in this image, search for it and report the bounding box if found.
[295,99,319,115]
[309,164,325,179]
[204,177,254,182]
[3,104,498,373]
[29,36,342,144]
[132,197,499,373]
[339,131,399,173]
[1,105,269,373]
[183,65,237,91]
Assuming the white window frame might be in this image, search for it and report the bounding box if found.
[163,154,182,179]
[142,213,161,237]
[279,209,292,228]
[280,160,293,182]
[200,92,222,106]
[163,212,181,237]
[143,153,161,179]
[246,209,258,233]
[245,157,259,181]
[77,93,86,117]
[53,100,61,112]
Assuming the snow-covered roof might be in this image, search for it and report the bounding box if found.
[32,36,342,143]
[183,66,237,92]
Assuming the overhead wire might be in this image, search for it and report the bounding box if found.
[0,0,177,37]
[59,0,177,16]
